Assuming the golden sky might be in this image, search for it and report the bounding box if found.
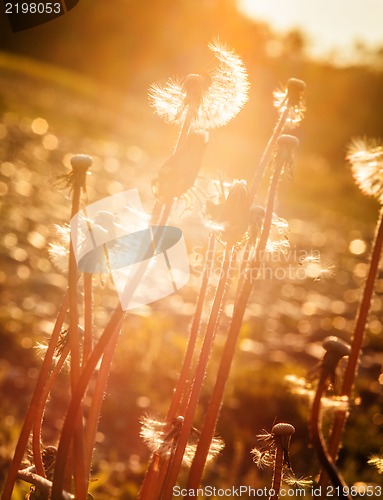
[238,0,383,62]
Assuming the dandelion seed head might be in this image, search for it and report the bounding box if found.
[149,41,249,129]
[347,138,383,202]
[274,80,306,128]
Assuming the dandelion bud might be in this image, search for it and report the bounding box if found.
[322,336,351,359]
[152,130,208,202]
[182,74,210,109]
[70,154,92,186]
[272,423,295,437]
[286,78,306,106]
[272,423,295,467]
[320,336,351,387]
[205,179,251,246]
[70,154,93,172]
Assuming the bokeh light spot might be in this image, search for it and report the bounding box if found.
[31,117,49,135]
[349,239,367,255]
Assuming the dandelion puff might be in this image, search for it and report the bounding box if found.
[149,41,249,130]
[183,435,224,466]
[347,138,383,202]
[250,447,274,469]
[48,224,71,273]
[283,469,313,489]
[368,455,383,474]
[140,415,223,465]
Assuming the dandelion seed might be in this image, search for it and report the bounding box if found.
[149,41,249,130]
[48,224,71,273]
[283,470,312,489]
[368,455,383,474]
[347,138,383,202]
[250,447,274,469]
[140,415,223,465]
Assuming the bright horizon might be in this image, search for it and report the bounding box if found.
[238,0,383,63]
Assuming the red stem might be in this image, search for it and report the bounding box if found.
[160,245,234,500]
[1,296,68,500]
[323,206,383,481]
[186,150,284,491]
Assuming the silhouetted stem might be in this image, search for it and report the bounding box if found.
[323,205,383,482]
[160,245,235,500]
[138,234,216,499]
[51,204,173,498]
[1,295,68,500]
[168,234,216,420]
[16,469,73,500]
[270,446,284,500]
[249,106,289,200]
[83,273,93,364]
[32,343,70,478]
[310,372,351,500]
[84,327,120,480]
[67,180,87,499]
[186,146,285,491]
[51,306,124,499]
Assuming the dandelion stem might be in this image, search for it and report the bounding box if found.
[324,205,383,478]
[1,295,68,500]
[66,175,87,499]
[270,445,284,500]
[139,234,216,499]
[161,245,235,500]
[168,234,216,420]
[83,273,93,364]
[32,342,70,478]
[185,141,285,491]
[16,469,73,500]
[249,106,289,200]
[84,325,120,484]
[52,203,173,498]
[51,306,124,499]
[310,371,351,500]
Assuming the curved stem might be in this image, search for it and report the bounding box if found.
[323,206,383,483]
[16,469,73,500]
[310,374,351,500]
[161,245,234,500]
[32,343,70,478]
[1,295,68,500]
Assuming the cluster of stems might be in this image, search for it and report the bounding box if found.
[2,46,307,500]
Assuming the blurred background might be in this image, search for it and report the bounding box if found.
[1,0,383,498]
